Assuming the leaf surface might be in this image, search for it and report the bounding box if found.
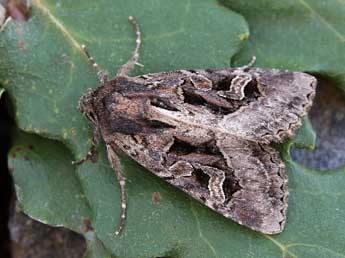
[222,0,345,90]
[3,0,345,257]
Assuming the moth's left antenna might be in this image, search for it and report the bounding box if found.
[81,44,108,83]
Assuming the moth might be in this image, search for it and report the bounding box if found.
[75,16,316,235]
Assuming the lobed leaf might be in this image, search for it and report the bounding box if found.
[2,0,345,257]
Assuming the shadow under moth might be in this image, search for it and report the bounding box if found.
[75,17,316,235]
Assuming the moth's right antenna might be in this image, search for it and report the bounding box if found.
[117,16,143,77]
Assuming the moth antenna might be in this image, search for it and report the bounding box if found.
[240,56,256,71]
[117,16,143,76]
[106,145,128,236]
[81,44,108,83]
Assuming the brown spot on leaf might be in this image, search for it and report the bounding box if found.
[83,218,94,232]
[23,156,29,161]
[152,192,162,205]
[217,1,226,7]
[28,144,34,150]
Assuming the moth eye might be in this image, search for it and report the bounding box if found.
[78,89,98,122]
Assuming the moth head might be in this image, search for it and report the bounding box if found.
[78,88,98,125]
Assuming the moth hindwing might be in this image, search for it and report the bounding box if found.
[76,16,316,235]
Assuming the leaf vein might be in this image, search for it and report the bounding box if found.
[34,0,85,50]
[190,200,218,258]
[298,0,345,42]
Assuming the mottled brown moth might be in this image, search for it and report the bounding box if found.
[75,16,316,235]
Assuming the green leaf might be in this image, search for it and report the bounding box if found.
[9,132,92,233]
[84,235,114,258]
[222,0,345,91]
[293,117,316,150]
[9,132,114,258]
[281,155,345,258]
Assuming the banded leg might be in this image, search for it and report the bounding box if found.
[117,16,143,77]
[106,144,127,235]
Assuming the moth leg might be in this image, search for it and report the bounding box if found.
[72,128,100,165]
[106,144,127,235]
[116,16,143,77]
[81,44,108,83]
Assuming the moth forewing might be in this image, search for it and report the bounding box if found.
[77,16,316,235]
